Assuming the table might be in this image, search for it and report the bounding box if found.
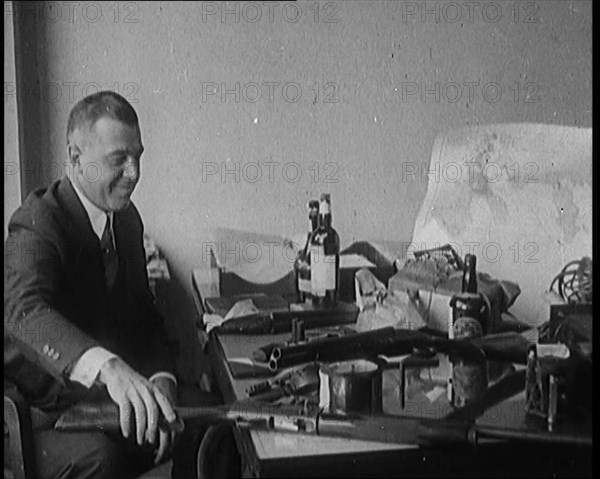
[206,332,591,477]
[193,271,592,477]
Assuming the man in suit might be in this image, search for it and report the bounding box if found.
[5,91,181,478]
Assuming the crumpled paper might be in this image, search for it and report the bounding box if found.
[224,298,259,320]
[202,298,260,334]
[354,268,427,333]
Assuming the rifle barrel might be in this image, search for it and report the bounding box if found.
[261,328,530,372]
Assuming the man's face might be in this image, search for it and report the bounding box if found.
[70,117,144,212]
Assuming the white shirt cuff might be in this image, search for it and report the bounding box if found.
[149,372,178,386]
[69,347,118,388]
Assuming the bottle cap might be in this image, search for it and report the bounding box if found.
[464,254,477,266]
[320,194,331,214]
[308,200,320,216]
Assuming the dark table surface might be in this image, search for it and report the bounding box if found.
[206,321,592,477]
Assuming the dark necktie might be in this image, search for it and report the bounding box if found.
[100,214,118,290]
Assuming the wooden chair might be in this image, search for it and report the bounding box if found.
[4,383,174,479]
[4,384,35,479]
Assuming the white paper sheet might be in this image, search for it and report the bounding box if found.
[411,123,592,327]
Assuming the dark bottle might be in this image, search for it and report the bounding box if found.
[309,193,340,306]
[462,254,478,294]
[295,200,320,303]
[449,254,487,406]
[449,254,487,337]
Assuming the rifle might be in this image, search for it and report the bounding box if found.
[253,327,532,372]
[54,368,592,448]
[54,398,475,447]
[210,303,359,335]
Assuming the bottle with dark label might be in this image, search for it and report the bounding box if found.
[309,194,340,306]
[294,200,319,303]
[449,253,487,337]
[448,253,487,406]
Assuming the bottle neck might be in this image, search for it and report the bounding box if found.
[319,212,332,229]
[463,256,477,294]
[319,199,332,229]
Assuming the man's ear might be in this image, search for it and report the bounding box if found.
[67,143,82,167]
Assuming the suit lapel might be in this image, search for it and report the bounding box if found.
[56,176,139,292]
[55,176,101,252]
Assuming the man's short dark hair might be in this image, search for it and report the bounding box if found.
[66,90,139,144]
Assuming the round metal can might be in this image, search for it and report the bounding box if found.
[321,359,381,414]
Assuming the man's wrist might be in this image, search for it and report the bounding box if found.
[69,347,118,388]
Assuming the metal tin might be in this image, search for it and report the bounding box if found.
[321,359,381,414]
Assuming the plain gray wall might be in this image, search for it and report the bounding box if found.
[6,0,592,382]
[4,2,20,237]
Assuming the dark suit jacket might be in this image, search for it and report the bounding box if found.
[4,176,175,410]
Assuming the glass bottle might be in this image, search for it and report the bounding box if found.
[462,254,478,294]
[309,193,340,307]
[295,200,319,303]
[449,254,487,337]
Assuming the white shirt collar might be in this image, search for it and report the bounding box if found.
[71,180,114,241]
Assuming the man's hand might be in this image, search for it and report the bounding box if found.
[99,357,177,448]
[150,375,178,464]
